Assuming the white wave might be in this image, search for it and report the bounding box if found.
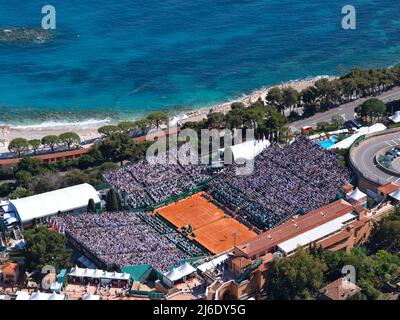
[12,118,112,130]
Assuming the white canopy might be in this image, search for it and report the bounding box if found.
[25,290,65,301]
[220,138,270,161]
[197,254,229,272]
[69,266,130,281]
[328,123,387,150]
[390,189,400,201]
[347,188,367,201]
[390,111,400,124]
[277,212,357,254]
[15,291,31,301]
[163,263,196,282]
[83,293,100,300]
[9,183,101,223]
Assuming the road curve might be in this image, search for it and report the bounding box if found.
[351,131,400,185]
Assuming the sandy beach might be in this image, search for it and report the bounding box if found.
[1,76,335,149]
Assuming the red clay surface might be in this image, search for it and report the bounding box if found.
[156,192,257,254]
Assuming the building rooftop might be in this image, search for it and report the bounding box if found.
[2,262,19,273]
[236,200,354,258]
[378,182,399,195]
[9,183,101,223]
[320,278,361,300]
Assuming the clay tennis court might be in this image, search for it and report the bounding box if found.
[156,192,256,254]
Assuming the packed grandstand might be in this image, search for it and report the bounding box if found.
[104,138,351,230]
[103,144,212,208]
[208,137,352,230]
[51,211,207,272]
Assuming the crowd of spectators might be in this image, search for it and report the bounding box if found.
[103,143,211,208]
[52,211,205,272]
[207,137,351,230]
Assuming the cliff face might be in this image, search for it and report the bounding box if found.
[0,28,52,44]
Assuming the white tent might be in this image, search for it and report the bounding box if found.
[163,263,196,282]
[219,138,270,161]
[9,183,101,224]
[389,189,400,201]
[15,291,31,301]
[277,212,357,255]
[389,111,400,124]
[83,293,100,300]
[328,123,387,150]
[347,188,367,201]
[197,254,229,273]
[69,266,130,281]
[164,268,182,282]
[27,290,65,301]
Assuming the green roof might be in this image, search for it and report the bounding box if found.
[121,265,152,283]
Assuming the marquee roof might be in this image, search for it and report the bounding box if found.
[68,266,130,281]
[9,183,101,223]
[164,263,196,282]
[220,139,270,161]
[277,212,357,254]
[346,188,367,201]
[390,111,400,124]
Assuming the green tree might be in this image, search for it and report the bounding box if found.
[266,111,287,142]
[8,138,29,157]
[0,182,13,197]
[106,189,120,211]
[87,198,96,213]
[41,135,60,152]
[78,155,96,169]
[15,170,33,188]
[371,220,400,254]
[135,118,151,134]
[331,115,345,129]
[58,132,81,150]
[24,225,73,272]
[28,139,41,155]
[118,121,138,134]
[99,132,135,165]
[98,125,120,137]
[147,111,169,130]
[62,169,89,188]
[266,248,327,300]
[356,98,386,124]
[317,121,331,132]
[205,112,225,129]
[282,87,299,114]
[9,186,32,199]
[266,87,284,113]
[16,157,43,176]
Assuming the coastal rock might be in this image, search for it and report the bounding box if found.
[0,27,53,44]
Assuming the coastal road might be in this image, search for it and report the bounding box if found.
[289,86,400,131]
[351,131,400,185]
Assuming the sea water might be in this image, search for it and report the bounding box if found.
[0,0,399,126]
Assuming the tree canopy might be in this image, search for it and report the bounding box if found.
[8,138,29,157]
[146,111,169,130]
[24,225,73,272]
[265,248,327,300]
[41,135,60,152]
[58,132,81,150]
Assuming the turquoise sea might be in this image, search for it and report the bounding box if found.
[0,0,400,126]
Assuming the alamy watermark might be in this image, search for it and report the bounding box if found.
[41,5,56,30]
[145,127,258,176]
[342,5,356,30]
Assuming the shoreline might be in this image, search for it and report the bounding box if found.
[1,75,336,146]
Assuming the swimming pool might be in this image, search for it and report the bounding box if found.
[319,136,338,149]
